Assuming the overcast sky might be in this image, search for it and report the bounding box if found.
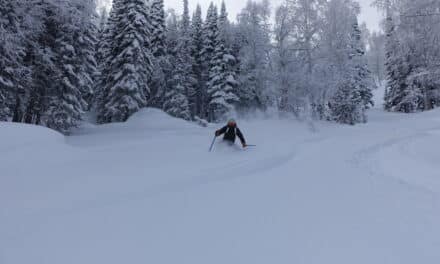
[99,0,383,32]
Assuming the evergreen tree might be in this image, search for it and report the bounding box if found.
[95,3,120,111]
[45,23,86,133]
[149,0,168,107]
[349,19,374,122]
[206,2,239,122]
[383,13,414,112]
[218,1,231,47]
[23,0,60,125]
[0,0,25,120]
[330,17,374,125]
[97,7,108,34]
[43,0,97,133]
[190,5,205,118]
[330,78,362,125]
[74,0,98,109]
[97,0,153,123]
[182,0,190,33]
[200,3,219,118]
[163,12,191,120]
[150,0,166,58]
[179,0,196,116]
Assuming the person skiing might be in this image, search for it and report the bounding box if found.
[215,119,247,148]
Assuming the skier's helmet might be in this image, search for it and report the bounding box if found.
[227,118,236,126]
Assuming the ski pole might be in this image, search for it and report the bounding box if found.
[209,136,217,152]
[246,144,257,147]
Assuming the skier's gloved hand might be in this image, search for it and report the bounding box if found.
[242,143,247,148]
[215,131,220,137]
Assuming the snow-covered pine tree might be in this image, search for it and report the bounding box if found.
[95,3,120,112]
[383,12,414,112]
[206,1,239,122]
[218,1,232,49]
[97,7,108,35]
[330,77,363,125]
[23,0,60,125]
[182,0,190,33]
[163,12,191,120]
[348,18,375,122]
[97,0,153,123]
[0,0,25,121]
[42,0,97,133]
[150,0,166,58]
[330,15,372,125]
[178,0,196,117]
[148,0,168,107]
[45,21,87,134]
[163,80,191,120]
[200,3,219,117]
[73,0,98,109]
[190,5,205,118]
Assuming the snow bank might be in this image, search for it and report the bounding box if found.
[0,122,65,150]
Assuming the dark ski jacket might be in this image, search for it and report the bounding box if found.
[216,125,246,145]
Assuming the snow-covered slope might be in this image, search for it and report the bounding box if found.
[1,107,440,264]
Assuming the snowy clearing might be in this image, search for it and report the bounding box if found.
[1,107,440,264]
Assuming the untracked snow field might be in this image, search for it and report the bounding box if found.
[1,104,440,263]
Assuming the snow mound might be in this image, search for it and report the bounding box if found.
[126,108,197,130]
[75,108,198,137]
[0,122,64,150]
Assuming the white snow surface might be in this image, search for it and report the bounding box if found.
[1,106,440,264]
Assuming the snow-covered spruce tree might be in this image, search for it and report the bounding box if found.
[148,0,168,107]
[73,0,98,109]
[330,77,363,125]
[178,0,196,117]
[97,0,153,123]
[206,2,239,122]
[163,12,191,120]
[0,0,25,121]
[22,0,61,125]
[383,13,414,112]
[97,7,108,35]
[348,18,374,122]
[218,1,232,49]
[329,15,373,125]
[190,5,205,118]
[150,0,166,58]
[379,0,440,113]
[200,3,219,117]
[45,24,86,134]
[163,81,191,120]
[44,0,97,133]
[95,3,120,111]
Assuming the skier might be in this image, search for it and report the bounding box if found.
[215,119,247,148]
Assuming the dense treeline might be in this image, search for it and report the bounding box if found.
[2,0,408,134]
[374,0,440,113]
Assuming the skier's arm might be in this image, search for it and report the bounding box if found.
[215,126,227,136]
[236,128,246,146]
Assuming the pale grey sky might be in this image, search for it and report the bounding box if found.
[164,0,382,31]
[98,0,383,32]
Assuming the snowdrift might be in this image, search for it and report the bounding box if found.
[0,122,65,150]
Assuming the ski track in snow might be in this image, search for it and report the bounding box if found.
[351,124,440,196]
